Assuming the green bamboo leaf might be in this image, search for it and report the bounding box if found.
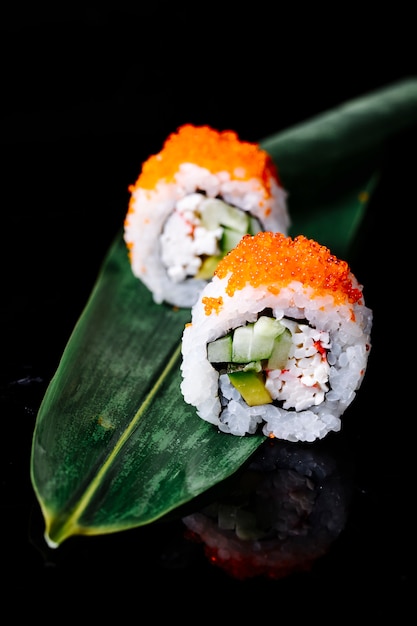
[286,171,379,258]
[261,76,417,257]
[31,235,264,547]
[262,77,417,200]
[31,78,417,548]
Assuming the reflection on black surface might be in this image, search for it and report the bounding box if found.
[182,437,353,580]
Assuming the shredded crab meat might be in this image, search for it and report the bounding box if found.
[258,319,331,412]
[160,194,222,282]
[264,320,331,411]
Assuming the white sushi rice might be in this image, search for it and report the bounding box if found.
[180,276,372,443]
[124,164,289,307]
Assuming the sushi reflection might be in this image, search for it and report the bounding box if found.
[182,437,353,580]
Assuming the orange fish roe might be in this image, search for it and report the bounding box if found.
[202,296,224,316]
[129,124,280,195]
[214,232,363,305]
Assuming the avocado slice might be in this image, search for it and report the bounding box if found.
[228,370,273,406]
[195,255,223,279]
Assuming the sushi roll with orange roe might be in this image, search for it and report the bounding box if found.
[180,231,372,443]
[124,124,289,307]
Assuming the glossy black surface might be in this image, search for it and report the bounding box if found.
[1,7,414,619]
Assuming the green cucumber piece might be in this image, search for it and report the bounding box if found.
[221,226,244,254]
[220,205,249,231]
[267,328,292,370]
[232,316,286,363]
[253,316,286,339]
[198,199,260,269]
[232,324,256,362]
[207,333,233,362]
[200,198,249,232]
[249,216,262,235]
[228,370,273,406]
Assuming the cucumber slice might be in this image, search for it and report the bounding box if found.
[209,317,290,371]
[200,198,249,232]
[228,370,273,406]
[253,316,286,339]
[249,216,262,235]
[232,316,286,363]
[267,328,292,370]
[221,226,244,254]
[207,333,233,362]
[232,325,256,362]
[220,205,249,232]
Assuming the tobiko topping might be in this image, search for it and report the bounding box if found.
[128,124,280,195]
[214,232,363,304]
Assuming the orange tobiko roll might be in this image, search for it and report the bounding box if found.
[124,125,289,308]
[181,232,372,443]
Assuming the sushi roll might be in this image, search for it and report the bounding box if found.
[124,124,289,307]
[180,231,372,443]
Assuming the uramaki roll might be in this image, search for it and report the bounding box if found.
[124,124,289,307]
[180,231,372,443]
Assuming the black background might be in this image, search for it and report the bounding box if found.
[1,6,415,620]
